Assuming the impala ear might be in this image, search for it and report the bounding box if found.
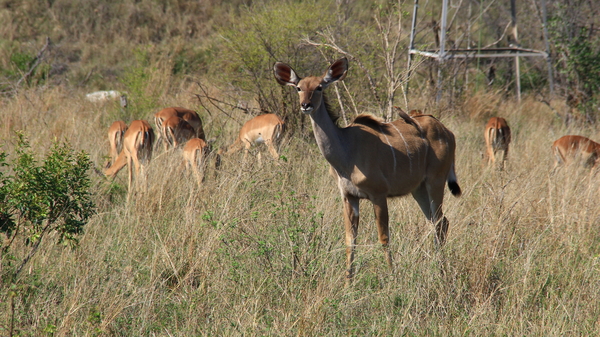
[274,62,301,86]
[322,57,348,87]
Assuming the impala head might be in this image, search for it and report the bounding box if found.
[274,58,348,115]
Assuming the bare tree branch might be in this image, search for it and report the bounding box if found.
[302,32,383,112]
[16,37,51,88]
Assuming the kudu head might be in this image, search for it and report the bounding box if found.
[273,58,348,115]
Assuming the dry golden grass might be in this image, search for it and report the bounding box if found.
[2,82,600,335]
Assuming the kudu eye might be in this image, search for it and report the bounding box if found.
[296,87,301,92]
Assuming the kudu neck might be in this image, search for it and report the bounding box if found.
[309,96,351,171]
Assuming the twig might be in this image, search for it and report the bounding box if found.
[314,46,349,125]
[195,82,251,126]
[302,33,383,111]
[482,21,512,49]
[16,37,51,88]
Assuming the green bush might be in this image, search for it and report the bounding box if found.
[0,133,96,280]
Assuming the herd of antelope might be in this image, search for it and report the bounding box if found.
[103,106,286,191]
[483,116,600,171]
[103,57,599,283]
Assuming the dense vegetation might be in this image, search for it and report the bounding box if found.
[1,0,599,335]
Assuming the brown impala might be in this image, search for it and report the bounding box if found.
[183,137,210,186]
[154,107,205,150]
[226,113,285,161]
[107,120,128,168]
[484,117,511,169]
[162,116,196,149]
[104,120,154,193]
[552,135,600,169]
[274,58,461,281]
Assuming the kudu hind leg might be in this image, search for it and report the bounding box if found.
[372,197,392,268]
[343,195,360,282]
[412,182,449,246]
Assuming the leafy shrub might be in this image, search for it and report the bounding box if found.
[0,133,96,280]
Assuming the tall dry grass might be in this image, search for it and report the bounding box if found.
[2,0,599,334]
[1,80,600,335]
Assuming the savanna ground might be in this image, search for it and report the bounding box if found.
[1,0,600,335]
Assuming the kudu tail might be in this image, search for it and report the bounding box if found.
[447,163,462,197]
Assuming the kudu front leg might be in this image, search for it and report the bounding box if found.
[343,195,359,283]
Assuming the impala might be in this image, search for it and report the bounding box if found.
[552,135,600,169]
[484,117,511,170]
[162,116,196,149]
[107,120,128,168]
[154,107,205,149]
[274,58,461,281]
[104,120,154,192]
[183,138,210,186]
[226,113,285,162]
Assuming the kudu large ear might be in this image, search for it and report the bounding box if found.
[273,62,301,86]
[322,57,348,87]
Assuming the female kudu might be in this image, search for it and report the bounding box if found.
[274,58,461,281]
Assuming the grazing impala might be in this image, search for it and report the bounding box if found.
[552,135,600,169]
[274,58,461,281]
[183,138,210,186]
[484,117,511,169]
[104,120,154,192]
[107,120,128,168]
[162,116,196,149]
[226,113,285,161]
[154,107,205,149]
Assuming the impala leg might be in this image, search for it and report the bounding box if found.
[499,149,506,170]
[266,140,280,160]
[372,197,392,268]
[257,151,263,167]
[343,194,360,283]
[484,137,493,166]
[163,129,170,152]
[155,132,162,152]
[193,154,203,188]
[131,151,142,193]
[242,141,251,163]
[489,148,496,166]
[126,154,133,196]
